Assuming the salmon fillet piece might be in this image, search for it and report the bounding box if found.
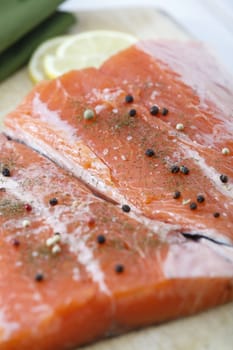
[0,134,232,350]
[4,41,233,246]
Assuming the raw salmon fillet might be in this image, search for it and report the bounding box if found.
[0,134,232,350]
[4,41,233,244]
[2,41,233,349]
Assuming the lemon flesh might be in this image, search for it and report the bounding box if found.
[28,36,70,83]
[43,30,137,79]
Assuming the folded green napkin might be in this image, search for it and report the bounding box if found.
[0,11,76,82]
[0,0,66,54]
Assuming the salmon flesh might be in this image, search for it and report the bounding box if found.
[2,41,233,349]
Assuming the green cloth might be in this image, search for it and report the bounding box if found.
[0,11,76,82]
[0,0,65,54]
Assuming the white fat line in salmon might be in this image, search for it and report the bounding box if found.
[68,234,110,295]
[4,122,124,206]
[38,203,111,295]
[182,146,233,199]
[163,240,233,279]
[0,308,19,341]
[0,173,110,295]
[88,87,125,104]
[32,93,77,143]
[201,240,233,265]
[126,209,180,240]
[180,226,233,246]
[0,175,36,205]
[43,209,111,295]
[182,232,233,264]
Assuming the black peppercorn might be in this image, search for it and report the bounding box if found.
[150,105,159,116]
[2,167,10,177]
[171,165,180,174]
[128,109,136,117]
[190,202,197,210]
[122,204,131,213]
[35,272,44,282]
[180,166,189,175]
[220,174,228,183]
[125,94,134,103]
[115,264,124,273]
[49,198,58,206]
[197,195,205,203]
[97,234,106,244]
[173,191,181,199]
[145,149,155,157]
[161,107,169,116]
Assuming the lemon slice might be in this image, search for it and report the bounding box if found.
[43,30,137,79]
[28,36,71,83]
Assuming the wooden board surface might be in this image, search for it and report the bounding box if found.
[0,7,232,350]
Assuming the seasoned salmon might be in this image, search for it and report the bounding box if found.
[0,134,232,350]
[2,41,233,349]
[4,41,233,245]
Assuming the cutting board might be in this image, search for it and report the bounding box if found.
[0,7,232,350]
